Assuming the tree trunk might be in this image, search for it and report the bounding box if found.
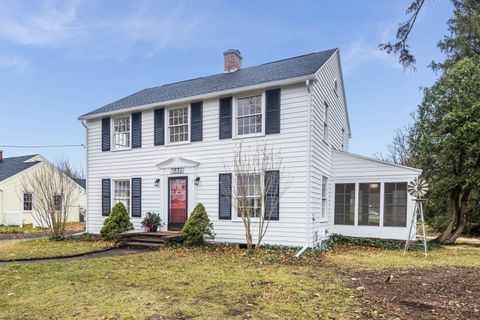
[436,190,470,244]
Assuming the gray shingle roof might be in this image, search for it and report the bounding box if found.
[73,178,86,190]
[0,155,40,182]
[80,49,337,118]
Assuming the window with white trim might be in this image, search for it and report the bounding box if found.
[114,180,130,212]
[321,176,328,218]
[53,194,62,211]
[236,95,262,136]
[168,107,189,143]
[236,173,261,218]
[23,193,32,211]
[324,102,329,142]
[113,116,131,149]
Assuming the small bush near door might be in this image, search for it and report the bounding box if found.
[100,203,134,242]
[181,203,215,246]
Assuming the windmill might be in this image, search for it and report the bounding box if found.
[404,177,429,256]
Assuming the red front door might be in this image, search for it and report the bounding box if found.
[168,177,188,230]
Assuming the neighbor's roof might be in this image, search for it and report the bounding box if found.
[0,155,40,182]
[73,178,86,190]
[80,49,337,118]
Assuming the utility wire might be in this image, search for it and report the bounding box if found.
[0,144,84,148]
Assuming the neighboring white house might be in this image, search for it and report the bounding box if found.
[78,48,421,247]
[0,152,86,227]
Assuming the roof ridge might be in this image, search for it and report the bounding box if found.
[3,154,39,160]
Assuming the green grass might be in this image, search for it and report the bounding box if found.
[0,238,111,261]
[0,225,46,235]
[0,246,358,320]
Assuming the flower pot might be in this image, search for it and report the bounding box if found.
[144,226,151,232]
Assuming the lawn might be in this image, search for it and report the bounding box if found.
[0,241,479,319]
[0,222,85,235]
[0,238,111,261]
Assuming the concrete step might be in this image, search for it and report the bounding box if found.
[124,241,165,249]
[128,236,166,243]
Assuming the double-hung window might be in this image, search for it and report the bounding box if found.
[236,174,261,218]
[168,107,189,143]
[23,193,32,211]
[321,176,328,219]
[113,116,131,149]
[114,180,131,213]
[53,194,62,212]
[236,95,262,136]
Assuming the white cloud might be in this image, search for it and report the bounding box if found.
[0,0,205,60]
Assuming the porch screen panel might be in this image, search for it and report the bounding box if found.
[334,183,355,225]
[384,182,407,227]
[358,183,380,226]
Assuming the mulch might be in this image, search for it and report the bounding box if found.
[345,266,480,319]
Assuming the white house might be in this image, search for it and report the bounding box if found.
[78,49,421,247]
[0,152,86,227]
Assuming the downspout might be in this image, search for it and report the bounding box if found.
[81,120,89,233]
[296,79,313,257]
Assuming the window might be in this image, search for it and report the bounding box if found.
[334,79,339,97]
[324,102,329,142]
[236,174,261,218]
[358,183,380,226]
[236,95,262,135]
[113,116,131,149]
[334,183,355,225]
[53,194,62,211]
[114,180,131,213]
[168,107,189,143]
[23,193,32,211]
[321,176,328,218]
[384,182,407,227]
[341,128,345,149]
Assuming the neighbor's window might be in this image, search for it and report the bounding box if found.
[23,193,32,211]
[236,95,262,136]
[114,180,130,212]
[334,79,339,97]
[384,182,407,227]
[334,183,355,225]
[53,194,62,211]
[324,102,329,142]
[358,183,380,226]
[236,174,261,218]
[168,107,189,143]
[113,116,131,149]
[321,176,328,218]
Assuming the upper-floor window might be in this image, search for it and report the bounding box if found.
[236,95,262,136]
[23,193,32,211]
[113,116,131,150]
[324,102,329,142]
[334,79,339,97]
[168,107,189,143]
[236,173,261,218]
[341,128,345,149]
[113,179,130,213]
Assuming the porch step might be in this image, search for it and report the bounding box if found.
[124,241,165,249]
[120,231,182,249]
[127,236,166,244]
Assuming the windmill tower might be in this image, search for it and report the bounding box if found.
[404,177,429,256]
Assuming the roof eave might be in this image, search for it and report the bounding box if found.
[78,74,315,120]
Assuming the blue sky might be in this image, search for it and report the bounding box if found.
[0,0,453,171]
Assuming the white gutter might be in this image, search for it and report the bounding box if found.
[78,75,315,120]
[81,120,89,232]
[296,79,313,257]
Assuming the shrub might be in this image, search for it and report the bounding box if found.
[100,203,133,242]
[181,203,215,246]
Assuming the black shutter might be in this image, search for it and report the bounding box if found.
[219,173,232,219]
[266,89,281,134]
[154,108,165,146]
[131,178,142,217]
[132,112,142,148]
[102,179,111,216]
[101,117,110,151]
[219,97,232,139]
[265,170,280,220]
[190,101,203,142]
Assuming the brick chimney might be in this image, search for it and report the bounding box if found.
[223,49,242,73]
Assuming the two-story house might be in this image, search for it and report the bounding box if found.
[79,49,421,247]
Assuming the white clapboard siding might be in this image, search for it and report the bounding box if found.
[309,51,351,245]
[86,83,311,247]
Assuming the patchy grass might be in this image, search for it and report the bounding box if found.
[325,242,480,270]
[0,246,359,319]
[0,225,46,235]
[0,238,111,261]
